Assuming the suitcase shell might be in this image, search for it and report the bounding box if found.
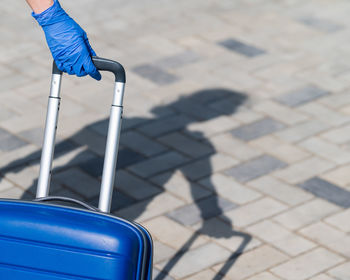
[0,58,153,280]
[0,200,153,280]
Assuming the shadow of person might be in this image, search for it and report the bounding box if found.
[0,88,251,280]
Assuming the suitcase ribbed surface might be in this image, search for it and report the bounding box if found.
[0,200,150,280]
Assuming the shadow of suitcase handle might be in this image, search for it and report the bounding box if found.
[34,196,99,212]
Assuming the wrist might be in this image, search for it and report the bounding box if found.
[32,0,70,26]
[30,0,54,14]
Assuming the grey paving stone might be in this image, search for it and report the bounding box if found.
[117,148,147,169]
[0,105,17,122]
[166,196,238,226]
[156,50,201,69]
[157,243,231,279]
[225,155,287,182]
[78,156,104,178]
[115,170,162,201]
[157,132,214,158]
[77,147,146,173]
[275,85,329,107]
[0,128,11,140]
[54,140,79,156]
[150,171,213,203]
[298,17,343,33]
[18,127,43,147]
[132,64,179,85]
[170,98,222,121]
[218,38,266,57]
[230,118,285,141]
[127,151,190,178]
[120,131,168,157]
[137,115,194,137]
[299,177,350,208]
[0,134,28,152]
[54,168,101,200]
[208,93,247,115]
[153,268,175,280]
[88,190,136,212]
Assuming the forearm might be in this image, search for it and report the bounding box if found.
[26,0,53,13]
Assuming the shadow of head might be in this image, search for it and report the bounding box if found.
[151,88,247,121]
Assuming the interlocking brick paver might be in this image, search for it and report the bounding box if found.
[153,269,174,280]
[253,100,309,125]
[273,199,340,230]
[328,262,350,280]
[143,216,207,250]
[298,103,350,126]
[54,168,101,199]
[182,269,218,280]
[151,171,212,203]
[132,64,179,85]
[117,192,185,223]
[225,155,287,183]
[250,135,310,163]
[218,38,266,57]
[194,217,261,253]
[120,131,167,157]
[322,164,350,187]
[309,274,336,280]
[0,177,15,193]
[180,153,238,181]
[246,272,281,280]
[230,118,285,141]
[300,137,350,165]
[199,173,261,205]
[275,120,330,143]
[156,51,201,69]
[0,133,28,152]
[247,220,316,256]
[115,170,161,201]
[225,197,287,228]
[137,115,193,137]
[157,243,231,279]
[213,245,288,279]
[166,196,237,226]
[18,127,43,147]
[299,222,346,247]
[154,241,176,264]
[298,17,343,33]
[0,186,33,200]
[273,157,335,184]
[321,123,350,144]
[325,208,350,232]
[127,151,189,178]
[186,116,240,139]
[272,248,344,280]
[248,175,313,206]
[157,132,213,158]
[210,133,262,161]
[299,177,350,208]
[275,85,329,107]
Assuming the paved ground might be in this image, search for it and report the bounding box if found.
[1,0,350,279]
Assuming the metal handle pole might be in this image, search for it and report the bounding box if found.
[36,73,62,198]
[98,82,125,213]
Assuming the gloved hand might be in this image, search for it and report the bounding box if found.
[32,0,101,80]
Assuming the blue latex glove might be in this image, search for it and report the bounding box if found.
[32,0,101,80]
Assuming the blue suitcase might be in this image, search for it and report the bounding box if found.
[0,58,153,280]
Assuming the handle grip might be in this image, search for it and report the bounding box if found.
[52,56,126,83]
[34,196,99,212]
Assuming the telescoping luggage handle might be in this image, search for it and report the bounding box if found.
[36,57,126,213]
